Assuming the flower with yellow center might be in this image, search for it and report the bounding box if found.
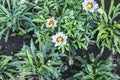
[82,0,98,13]
[57,36,63,42]
[49,20,55,26]
[52,32,67,46]
[87,3,93,9]
[46,17,57,28]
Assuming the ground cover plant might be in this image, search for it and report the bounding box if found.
[0,0,120,80]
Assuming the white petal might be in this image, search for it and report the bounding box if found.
[52,32,67,46]
[46,17,57,28]
[82,0,98,13]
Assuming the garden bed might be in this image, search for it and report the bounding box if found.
[0,0,120,80]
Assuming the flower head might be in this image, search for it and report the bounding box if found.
[46,17,57,28]
[52,32,67,46]
[82,0,98,13]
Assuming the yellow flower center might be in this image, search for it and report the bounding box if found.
[57,36,63,42]
[49,20,55,26]
[87,3,93,9]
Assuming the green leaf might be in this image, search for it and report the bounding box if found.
[75,56,86,63]
[101,0,105,10]
[32,19,45,22]
[26,50,33,65]
[87,64,93,74]
[37,67,42,73]
[0,5,10,15]
[114,23,120,28]
[18,31,25,36]
[108,0,114,17]
[0,75,3,80]
[4,72,15,80]
[74,72,83,78]
[30,39,36,55]
[0,56,12,70]
[5,30,10,42]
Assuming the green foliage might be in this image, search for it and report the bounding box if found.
[74,53,120,80]
[13,39,67,80]
[92,0,120,53]
[0,55,16,80]
[0,0,36,41]
[32,0,98,55]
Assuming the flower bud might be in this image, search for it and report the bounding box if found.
[69,58,74,66]
[97,8,104,14]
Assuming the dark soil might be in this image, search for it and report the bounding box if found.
[77,44,112,60]
[0,32,35,55]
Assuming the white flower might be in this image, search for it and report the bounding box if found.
[82,0,98,13]
[52,32,67,46]
[18,0,26,5]
[97,8,104,14]
[46,17,57,28]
